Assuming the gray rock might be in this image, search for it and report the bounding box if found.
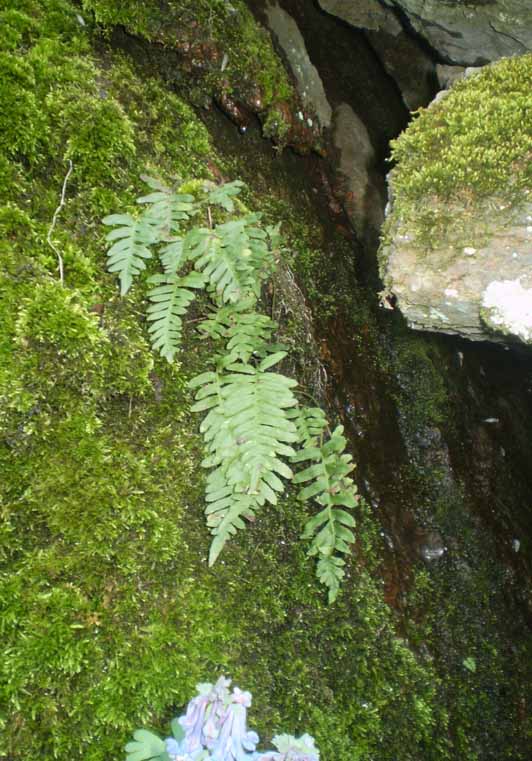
[264,2,332,128]
[319,0,436,111]
[436,64,466,90]
[384,0,532,65]
[318,0,401,33]
[379,198,532,345]
[333,103,385,249]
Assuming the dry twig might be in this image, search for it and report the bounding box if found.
[47,160,73,285]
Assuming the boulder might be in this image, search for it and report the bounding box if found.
[384,0,532,65]
[379,55,532,346]
[333,103,385,249]
[380,200,532,344]
[264,2,332,129]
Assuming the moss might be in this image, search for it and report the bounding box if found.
[1,1,530,759]
[390,334,449,440]
[82,0,293,112]
[384,54,532,249]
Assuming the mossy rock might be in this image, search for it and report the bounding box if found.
[379,55,532,345]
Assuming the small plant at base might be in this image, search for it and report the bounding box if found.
[103,177,360,601]
[125,677,319,761]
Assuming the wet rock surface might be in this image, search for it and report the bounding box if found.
[384,0,532,65]
[380,200,532,344]
[318,0,437,110]
[321,0,532,66]
[264,2,332,128]
[333,102,385,250]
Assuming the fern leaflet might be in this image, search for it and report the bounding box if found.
[293,422,358,602]
[146,271,206,362]
[103,213,156,295]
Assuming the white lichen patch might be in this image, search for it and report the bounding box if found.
[482,279,532,343]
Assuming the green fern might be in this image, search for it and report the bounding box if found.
[146,271,206,362]
[103,212,156,295]
[104,177,360,602]
[292,421,358,603]
[206,179,245,212]
[137,175,196,241]
[200,305,282,364]
[190,356,298,563]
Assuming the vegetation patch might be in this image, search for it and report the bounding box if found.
[382,54,532,250]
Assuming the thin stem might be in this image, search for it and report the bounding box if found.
[47,160,73,285]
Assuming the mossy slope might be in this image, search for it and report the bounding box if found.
[0,2,530,760]
[0,2,444,759]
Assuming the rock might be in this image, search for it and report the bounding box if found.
[379,55,532,346]
[264,2,332,128]
[482,279,532,343]
[383,0,532,65]
[436,64,466,90]
[381,201,532,345]
[333,102,384,249]
[318,0,401,33]
[365,27,436,111]
[318,0,436,111]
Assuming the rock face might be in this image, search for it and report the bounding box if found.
[384,0,532,65]
[318,0,399,33]
[318,0,436,110]
[318,0,532,99]
[333,103,384,249]
[264,2,332,128]
[380,202,532,344]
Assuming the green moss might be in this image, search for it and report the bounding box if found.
[390,334,449,438]
[1,2,529,759]
[82,0,294,138]
[384,54,532,249]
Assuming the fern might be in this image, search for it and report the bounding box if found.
[190,355,298,563]
[200,305,282,364]
[146,271,206,361]
[292,418,358,603]
[206,178,245,212]
[104,176,360,602]
[103,212,156,295]
[137,175,197,240]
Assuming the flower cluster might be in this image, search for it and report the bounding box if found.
[125,677,319,761]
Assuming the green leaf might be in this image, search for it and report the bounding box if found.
[105,213,155,295]
[258,351,287,371]
[125,729,168,761]
[207,179,245,212]
[146,274,202,362]
[171,718,185,742]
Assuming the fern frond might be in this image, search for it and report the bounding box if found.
[137,176,196,240]
[159,236,186,275]
[194,221,255,304]
[103,213,155,295]
[294,424,358,602]
[146,271,205,362]
[206,179,245,212]
[291,406,328,448]
[190,359,299,561]
[316,555,346,605]
[200,306,281,364]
